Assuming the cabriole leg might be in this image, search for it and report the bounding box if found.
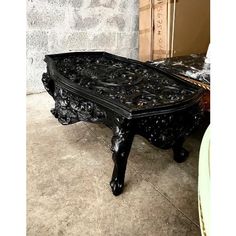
[172,137,189,163]
[110,119,134,196]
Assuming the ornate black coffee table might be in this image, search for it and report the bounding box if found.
[42,52,203,196]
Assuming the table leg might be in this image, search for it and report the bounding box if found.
[172,137,189,163]
[110,119,134,196]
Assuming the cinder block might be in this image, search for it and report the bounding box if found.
[106,15,126,31]
[67,0,83,8]
[27,0,66,5]
[132,15,139,31]
[27,5,65,29]
[117,32,138,49]
[89,0,100,7]
[118,0,138,13]
[113,48,131,58]
[49,0,68,7]
[90,0,117,9]
[117,33,130,48]
[26,50,47,71]
[73,12,102,30]
[26,0,139,94]
[118,1,129,12]
[27,68,46,94]
[61,32,89,50]
[132,0,139,12]
[26,30,48,51]
[26,50,47,94]
[90,32,117,49]
[130,48,139,60]
[48,30,91,53]
[47,30,89,53]
[47,30,67,53]
[133,31,139,48]
[47,30,59,52]
[101,0,117,8]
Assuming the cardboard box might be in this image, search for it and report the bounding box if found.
[139,0,210,61]
[171,0,210,57]
[139,0,153,61]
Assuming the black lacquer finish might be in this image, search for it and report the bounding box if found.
[42,52,204,196]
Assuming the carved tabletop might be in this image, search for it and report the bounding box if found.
[147,54,210,111]
[42,52,204,196]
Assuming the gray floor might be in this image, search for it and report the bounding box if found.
[27,92,208,236]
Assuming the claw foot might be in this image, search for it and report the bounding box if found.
[174,148,189,163]
[110,178,124,196]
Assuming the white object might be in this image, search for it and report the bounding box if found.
[198,125,210,236]
[205,44,211,64]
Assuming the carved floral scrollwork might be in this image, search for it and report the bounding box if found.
[53,54,198,110]
[135,104,203,149]
[110,116,134,196]
[42,72,55,97]
[51,87,107,125]
[41,71,108,126]
[42,73,107,125]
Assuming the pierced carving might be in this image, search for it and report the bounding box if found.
[135,104,203,149]
[53,54,198,111]
[42,72,55,97]
[50,86,106,125]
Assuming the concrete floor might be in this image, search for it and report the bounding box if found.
[27,92,208,236]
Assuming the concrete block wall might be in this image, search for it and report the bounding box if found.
[27,0,139,94]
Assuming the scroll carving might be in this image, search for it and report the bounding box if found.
[52,87,107,125]
[42,73,107,125]
[53,54,198,111]
[135,104,203,149]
